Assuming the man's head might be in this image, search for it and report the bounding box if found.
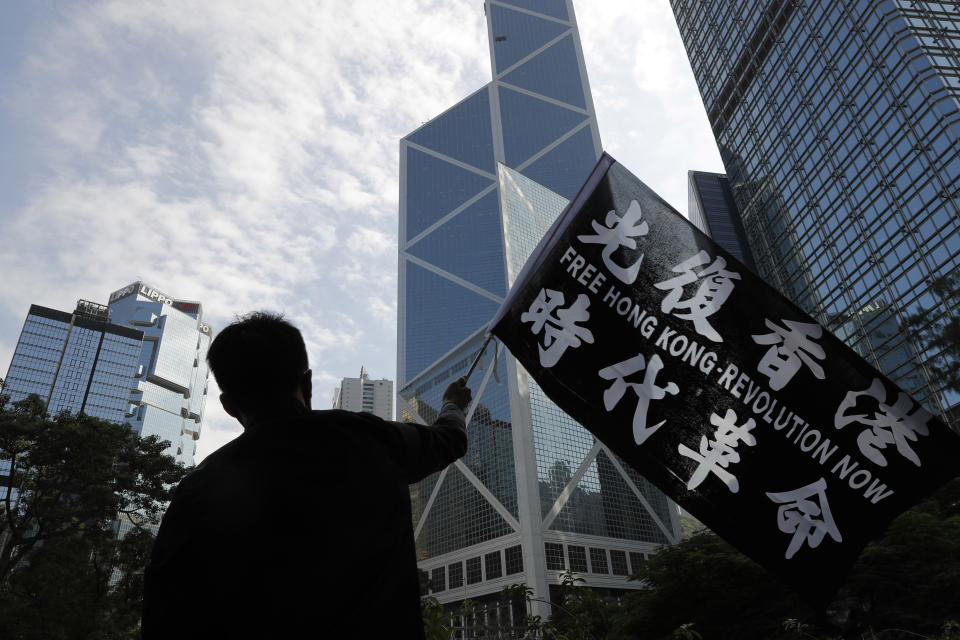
[207,311,311,423]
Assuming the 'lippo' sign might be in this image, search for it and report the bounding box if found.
[109,282,174,305]
[489,153,960,607]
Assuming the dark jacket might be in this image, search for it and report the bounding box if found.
[142,399,467,639]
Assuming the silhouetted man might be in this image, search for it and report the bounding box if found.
[143,312,470,639]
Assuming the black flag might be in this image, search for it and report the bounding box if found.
[488,152,960,607]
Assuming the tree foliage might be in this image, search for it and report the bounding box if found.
[906,271,960,395]
[0,393,188,639]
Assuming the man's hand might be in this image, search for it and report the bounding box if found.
[442,376,472,411]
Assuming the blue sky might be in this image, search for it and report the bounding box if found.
[0,0,723,460]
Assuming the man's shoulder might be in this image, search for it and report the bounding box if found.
[175,433,253,493]
[310,408,391,425]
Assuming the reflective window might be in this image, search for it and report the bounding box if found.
[448,561,464,589]
[567,545,588,573]
[407,190,507,297]
[519,125,599,200]
[499,0,569,22]
[430,566,446,593]
[610,549,629,576]
[466,556,483,585]
[404,147,494,242]
[414,466,514,559]
[545,542,565,570]
[498,86,588,167]
[589,548,609,574]
[402,262,501,382]
[407,88,495,174]
[501,35,586,109]
[490,4,569,74]
[485,550,503,579]
[505,545,524,575]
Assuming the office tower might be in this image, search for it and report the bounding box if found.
[398,0,679,619]
[107,281,212,468]
[671,0,959,418]
[332,366,394,420]
[2,300,143,421]
[1,300,144,505]
[688,170,757,272]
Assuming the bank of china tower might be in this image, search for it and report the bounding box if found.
[398,0,680,617]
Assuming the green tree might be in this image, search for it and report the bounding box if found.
[907,271,960,395]
[0,394,187,639]
[502,572,618,640]
[422,597,453,640]
[609,529,812,640]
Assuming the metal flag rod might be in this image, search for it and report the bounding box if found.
[464,335,493,383]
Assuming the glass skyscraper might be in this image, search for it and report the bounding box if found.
[107,281,213,468]
[2,300,144,504]
[398,0,679,619]
[671,0,959,421]
[3,299,144,421]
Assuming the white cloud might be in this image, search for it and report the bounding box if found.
[0,0,722,462]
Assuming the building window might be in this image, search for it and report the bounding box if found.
[466,557,482,585]
[610,550,629,576]
[568,545,588,573]
[431,566,446,592]
[505,545,523,575]
[589,548,609,574]
[629,552,646,575]
[448,562,464,589]
[545,543,565,570]
[485,551,503,579]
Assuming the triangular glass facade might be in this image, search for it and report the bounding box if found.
[402,262,500,382]
[415,465,516,558]
[407,190,507,297]
[501,34,585,109]
[519,124,598,199]
[404,147,494,241]
[407,88,496,174]
[498,86,589,166]
[490,3,570,74]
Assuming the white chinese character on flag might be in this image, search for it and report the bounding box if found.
[598,352,679,445]
[834,378,931,467]
[766,477,843,560]
[521,288,594,368]
[751,318,827,390]
[654,250,740,342]
[678,409,757,493]
[576,200,649,284]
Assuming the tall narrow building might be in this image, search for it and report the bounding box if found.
[332,366,394,420]
[670,1,960,420]
[398,0,679,619]
[687,170,757,272]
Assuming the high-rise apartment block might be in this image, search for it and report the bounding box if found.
[332,367,393,420]
[398,0,679,619]
[672,0,960,420]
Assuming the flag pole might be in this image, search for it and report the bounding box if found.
[464,335,493,383]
